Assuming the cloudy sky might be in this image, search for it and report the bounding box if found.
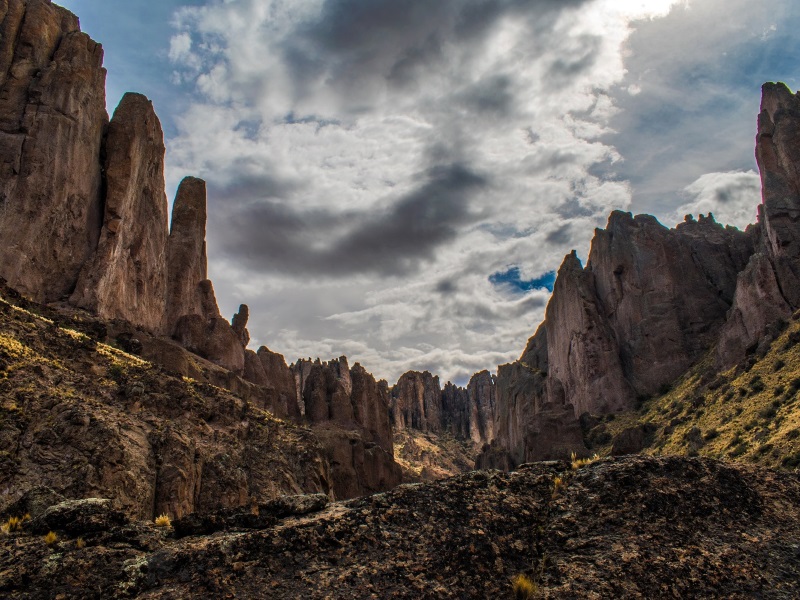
[61,0,800,385]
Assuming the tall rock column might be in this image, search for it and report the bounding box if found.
[167,177,245,373]
[166,177,212,329]
[70,93,169,332]
[0,0,107,301]
[717,83,800,367]
[757,82,800,308]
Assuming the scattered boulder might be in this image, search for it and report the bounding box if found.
[29,498,128,535]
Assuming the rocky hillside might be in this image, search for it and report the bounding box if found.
[0,281,331,520]
[478,83,800,471]
[580,309,800,469]
[0,455,798,598]
[0,0,401,500]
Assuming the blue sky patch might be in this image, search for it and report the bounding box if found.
[489,267,556,293]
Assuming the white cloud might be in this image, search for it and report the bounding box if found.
[664,170,761,230]
[163,0,784,385]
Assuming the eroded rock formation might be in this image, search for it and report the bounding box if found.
[70,93,169,332]
[0,0,106,302]
[717,82,800,366]
[480,83,800,470]
[291,357,400,499]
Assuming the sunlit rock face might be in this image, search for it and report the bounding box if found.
[70,93,169,333]
[0,0,107,302]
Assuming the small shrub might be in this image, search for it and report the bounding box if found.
[773,359,786,372]
[703,428,719,441]
[154,514,171,528]
[512,574,538,600]
[758,406,777,420]
[756,443,774,456]
[729,443,748,458]
[107,363,125,382]
[44,531,58,546]
[1,513,30,534]
[571,452,599,470]
[774,385,785,397]
[786,429,799,440]
[552,476,566,499]
[782,452,800,469]
[76,537,86,549]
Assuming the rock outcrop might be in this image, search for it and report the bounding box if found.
[391,370,499,480]
[292,357,401,499]
[0,0,107,302]
[717,82,800,366]
[69,93,169,332]
[480,205,756,468]
[391,371,443,433]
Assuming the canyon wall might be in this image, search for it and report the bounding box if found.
[0,0,401,504]
[479,83,800,469]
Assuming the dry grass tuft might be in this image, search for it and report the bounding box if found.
[512,573,538,599]
[154,514,172,527]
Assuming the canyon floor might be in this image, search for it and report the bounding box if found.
[0,455,798,598]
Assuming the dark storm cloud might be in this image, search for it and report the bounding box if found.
[545,223,572,245]
[213,164,487,277]
[280,0,590,108]
[435,279,458,295]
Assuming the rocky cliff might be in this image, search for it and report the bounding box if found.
[0,0,106,303]
[0,0,402,504]
[478,83,800,470]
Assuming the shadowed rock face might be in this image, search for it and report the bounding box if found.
[391,371,443,433]
[70,93,169,332]
[717,83,800,366]
[0,0,107,302]
[392,369,496,449]
[291,357,401,499]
